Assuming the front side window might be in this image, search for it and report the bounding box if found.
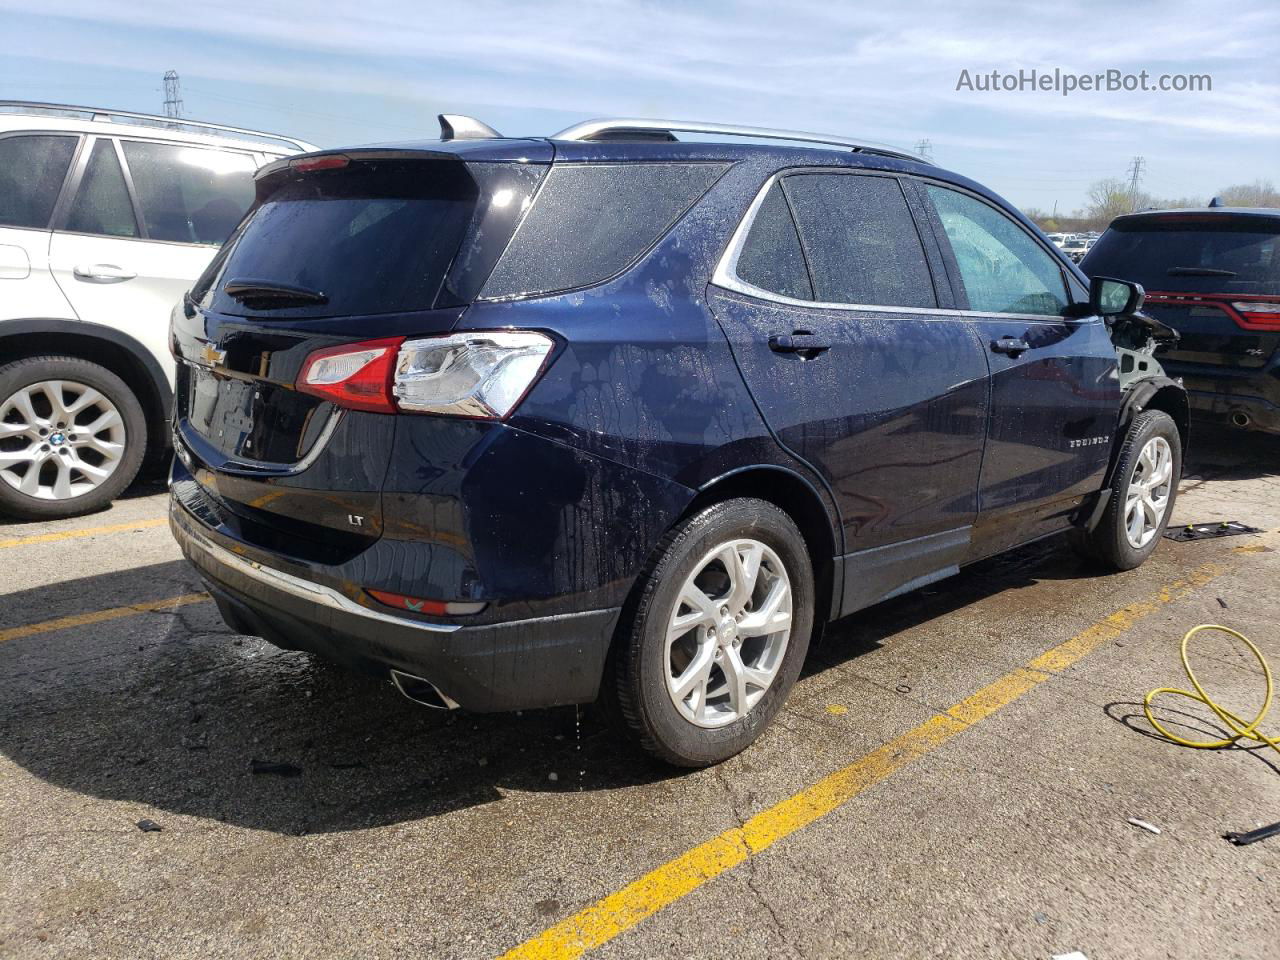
[782,173,937,308]
[927,185,1068,316]
[0,134,78,229]
[121,141,256,245]
[65,139,139,239]
[734,181,813,300]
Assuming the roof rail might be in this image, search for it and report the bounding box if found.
[0,100,314,153]
[551,117,918,161]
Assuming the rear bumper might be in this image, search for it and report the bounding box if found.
[170,498,620,712]
[1164,359,1280,434]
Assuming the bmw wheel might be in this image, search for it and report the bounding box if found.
[0,356,147,520]
[608,498,814,766]
[1077,409,1181,571]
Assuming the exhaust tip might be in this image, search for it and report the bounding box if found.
[390,669,460,710]
[1231,410,1252,428]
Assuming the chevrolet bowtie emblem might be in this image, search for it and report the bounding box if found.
[199,343,227,368]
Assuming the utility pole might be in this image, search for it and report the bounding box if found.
[1126,156,1146,213]
[915,138,933,163]
[163,70,183,123]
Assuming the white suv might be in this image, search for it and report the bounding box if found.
[0,101,315,519]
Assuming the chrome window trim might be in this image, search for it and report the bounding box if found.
[712,171,1085,324]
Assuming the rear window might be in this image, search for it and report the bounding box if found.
[734,181,813,300]
[121,141,256,245]
[480,163,727,299]
[784,173,937,308]
[1083,216,1280,295]
[201,160,484,318]
[0,134,78,229]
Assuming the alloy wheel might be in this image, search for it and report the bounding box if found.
[1124,435,1173,549]
[0,380,127,501]
[664,538,793,728]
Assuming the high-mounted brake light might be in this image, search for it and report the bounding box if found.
[290,154,350,172]
[296,337,404,413]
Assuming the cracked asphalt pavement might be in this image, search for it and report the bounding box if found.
[2,433,1278,959]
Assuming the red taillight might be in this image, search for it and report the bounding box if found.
[296,336,404,413]
[1145,291,1280,332]
[290,154,350,172]
[1231,300,1280,331]
[365,589,486,616]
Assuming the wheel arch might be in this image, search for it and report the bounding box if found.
[0,318,172,456]
[681,464,840,629]
[1107,377,1188,488]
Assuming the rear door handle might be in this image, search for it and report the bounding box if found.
[73,263,137,283]
[768,334,831,355]
[990,337,1031,356]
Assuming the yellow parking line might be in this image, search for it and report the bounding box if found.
[0,592,208,645]
[0,517,169,549]
[498,560,1227,960]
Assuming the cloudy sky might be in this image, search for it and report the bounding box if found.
[3,0,1277,212]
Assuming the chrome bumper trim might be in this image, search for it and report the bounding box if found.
[172,502,462,634]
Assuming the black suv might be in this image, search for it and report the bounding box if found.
[1082,206,1280,434]
[169,116,1187,766]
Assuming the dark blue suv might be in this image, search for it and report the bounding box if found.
[169,116,1188,766]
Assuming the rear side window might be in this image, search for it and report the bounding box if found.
[480,163,726,299]
[783,174,936,308]
[0,134,77,229]
[927,185,1068,316]
[65,139,139,239]
[121,141,256,245]
[734,181,813,300]
[203,160,481,318]
[1083,217,1280,295]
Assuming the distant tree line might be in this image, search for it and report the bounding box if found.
[1023,179,1279,233]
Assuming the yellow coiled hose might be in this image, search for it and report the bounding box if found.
[1145,624,1279,757]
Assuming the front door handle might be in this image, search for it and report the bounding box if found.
[990,337,1031,356]
[768,333,831,356]
[73,263,137,283]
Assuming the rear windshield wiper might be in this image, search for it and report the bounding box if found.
[1167,266,1238,278]
[223,278,329,307]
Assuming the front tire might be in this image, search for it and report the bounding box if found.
[1077,410,1181,571]
[0,356,147,520]
[608,498,814,767]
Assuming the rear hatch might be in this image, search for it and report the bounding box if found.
[171,144,551,559]
[1080,211,1280,370]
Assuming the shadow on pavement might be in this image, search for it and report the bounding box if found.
[1,430,1273,836]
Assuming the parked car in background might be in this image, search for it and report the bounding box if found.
[1082,206,1280,435]
[1062,236,1089,262]
[1046,232,1068,248]
[169,115,1186,767]
[0,102,315,519]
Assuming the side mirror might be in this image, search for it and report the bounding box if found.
[1090,276,1145,317]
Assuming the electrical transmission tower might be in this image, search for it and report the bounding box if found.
[915,138,933,163]
[162,70,183,122]
[1126,156,1146,212]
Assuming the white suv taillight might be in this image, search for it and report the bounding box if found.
[393,332,554,419]
[296,331,554,419]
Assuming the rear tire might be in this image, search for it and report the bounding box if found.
[608,498,814,767]
[0,356,147,520]
[1075,410,1181,571]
